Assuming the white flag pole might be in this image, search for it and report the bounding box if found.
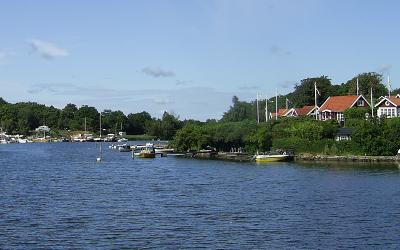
[275,89,278,120]
[256,93,260,124]
[388,75,391,97]
[356,78,359,96]
[314,82,318,120]
[265,96,268,122]
[371,87,374,117]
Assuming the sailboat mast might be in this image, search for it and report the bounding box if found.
[99,113,102,138]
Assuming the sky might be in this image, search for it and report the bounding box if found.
[0,0,399,120]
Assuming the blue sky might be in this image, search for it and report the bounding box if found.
[0,0,398,120]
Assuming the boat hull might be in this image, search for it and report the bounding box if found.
[134,152,156,158]
[255,155,293,163]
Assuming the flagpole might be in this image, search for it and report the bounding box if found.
[371,87,374,117]
[314,82,317,120]
[275,88,278,120]
[388,75,391,97]
[256,93,260,124]
[265,96,268,122]
[356,78,359,96]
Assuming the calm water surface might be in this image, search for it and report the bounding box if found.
[1,143,400,249]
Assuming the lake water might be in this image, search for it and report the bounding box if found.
[1,142,400,249]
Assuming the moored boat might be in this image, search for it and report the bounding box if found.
[134,143,156,158]
[254,151,294,163]
[118,144,131,152]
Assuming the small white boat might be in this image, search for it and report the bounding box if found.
[17,138,28,144]
[118,138,128,143]
[118,144,131,152]
[254,151,294,163]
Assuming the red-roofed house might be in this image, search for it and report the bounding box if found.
[375,95,400,118]
[295,105,318,117]
[271,108,298,118]
[319,95,370,122]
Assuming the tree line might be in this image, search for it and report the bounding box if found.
[0,98,183,140]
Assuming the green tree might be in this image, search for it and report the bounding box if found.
[340,72,387,98]
[76,105,99,132]
[344,108,369,120]
[221,96,254,122]
[127,111,153,134]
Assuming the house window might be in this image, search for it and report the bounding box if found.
[337,113,344,121]
[357,99,364,106]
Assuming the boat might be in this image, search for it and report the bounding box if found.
[134,143,156,158]
[118,144,131,152]
[254,151,294,163]
[17,138,28,144]
[154,148,175,154]
[118,138,128,143]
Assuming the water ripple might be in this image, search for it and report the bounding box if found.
[1,143,400,248]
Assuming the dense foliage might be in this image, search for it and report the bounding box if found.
[172,116,400,156]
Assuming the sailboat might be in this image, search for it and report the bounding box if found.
[97,113,103,162]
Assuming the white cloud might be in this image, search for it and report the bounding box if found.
[29,39,69,59]
[141,67,175,78]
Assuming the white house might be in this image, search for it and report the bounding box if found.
[374,94,400,118]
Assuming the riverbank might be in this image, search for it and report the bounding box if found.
[181,151,400,163]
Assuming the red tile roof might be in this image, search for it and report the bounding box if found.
[295,105,315,116]
[272,108,289,117]
[387,97,400,106]
[319,95,362,112]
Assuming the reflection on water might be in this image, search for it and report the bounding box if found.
[297,160,400,170]
[1,143,400,248]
